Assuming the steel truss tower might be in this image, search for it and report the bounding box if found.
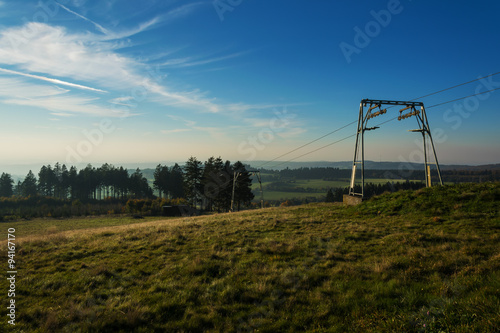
[349,99,443,198]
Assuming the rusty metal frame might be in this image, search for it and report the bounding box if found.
[349,99,443,198]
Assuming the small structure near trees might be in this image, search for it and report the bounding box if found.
[162,205,197,217]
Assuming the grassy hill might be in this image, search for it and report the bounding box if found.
[1,183,499,332]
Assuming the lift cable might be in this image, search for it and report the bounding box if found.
[255,72,500,170]
[265,86,500,169]
[256,120,357,169]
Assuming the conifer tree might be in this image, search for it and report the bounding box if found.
[184,157,203,207]
[22,170,38,197]
[0,172,14,197]
[233,161,254,211]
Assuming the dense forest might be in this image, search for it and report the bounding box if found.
[0,157,254,220]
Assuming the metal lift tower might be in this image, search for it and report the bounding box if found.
[348,99,443,200]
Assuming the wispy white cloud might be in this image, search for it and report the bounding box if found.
[110,96,134,103]
[167,114,197,127]
[161,129,192,134]
[50,112,74,117]
[161,57,194,67]
[100,16,161,41]
[56,1,109,35]
[192,126,227,140]
[277,127,307,139]
[0,8,273,119]
[223,103,305,116]
[0,23,136,88]
[0,77,131,117]
[244,118,273,128]
[161,51,247,68]
[0,76,68,99]
[0,22,224,113]
[160,2,206,23]
[56,1,150,40]
[164,116,227,139]
[109,96,137,107]
[3,94,133,118]
[56,1,204,41]
[0,67,107,93]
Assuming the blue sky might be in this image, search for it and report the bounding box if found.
[0,0,499,172]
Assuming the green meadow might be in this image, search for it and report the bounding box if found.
[252,178,420,201]
[1,182,499,332]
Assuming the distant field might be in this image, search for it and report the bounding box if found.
[1,183,498,332]
[258,191,326,201]
[252,178,423,201]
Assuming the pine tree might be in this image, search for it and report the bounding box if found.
[153,164,164,198]
[201,157,218,211]
[169,164,184,199]
[210,157,231,212]
[184,157,203,207]
[14,180,23,196]
[233,161,254,211]
[99,163,112,199]
[38,165,49,196]
[116,167,130,199]
[60,164,69,199]
[21,170,38,197]
[38,165,55,196]
[129,168,152,198]
[213,159,233,212]
[68,166,78,199]
[153,164,171,198]
[325,188,335,203]
[0,172,14,197]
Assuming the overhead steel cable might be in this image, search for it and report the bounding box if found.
[267,134,356,170]
[256,120,357,168]
[373,86,500,128]
[256,72,500,170]
[186,84,500,202]
[426,86,500,109]
[265,85,500,170]
[410,71,500,101]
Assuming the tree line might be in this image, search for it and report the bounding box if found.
[258,166,500,183]
[177,157,254,212]
[1,163,153,200]
[0,156,255,216]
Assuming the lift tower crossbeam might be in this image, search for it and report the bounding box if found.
[349,99,443,199]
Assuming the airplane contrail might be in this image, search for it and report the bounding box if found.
[55,1,109,35]
[0,67,108,93]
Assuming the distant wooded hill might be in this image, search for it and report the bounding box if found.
[245,161,500,171]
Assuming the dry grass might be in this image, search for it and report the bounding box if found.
[1,183,499,332]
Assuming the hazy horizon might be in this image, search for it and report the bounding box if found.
[1,159,498,178]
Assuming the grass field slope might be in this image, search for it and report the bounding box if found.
[1,183,499,332]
